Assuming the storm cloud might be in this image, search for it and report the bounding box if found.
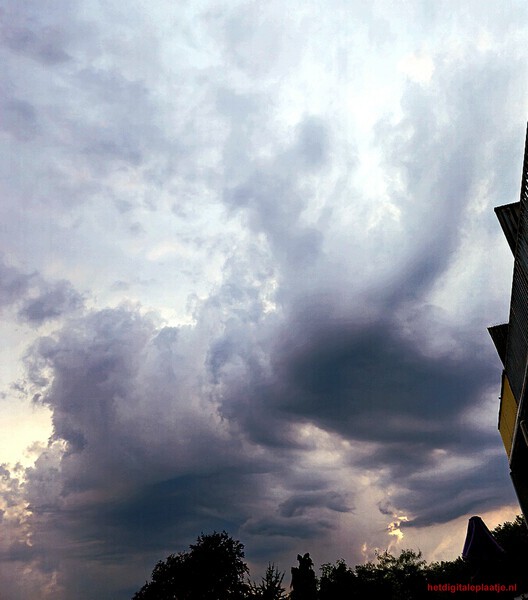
[0,1,526,598]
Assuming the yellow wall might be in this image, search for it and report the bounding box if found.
[499,374,518,458]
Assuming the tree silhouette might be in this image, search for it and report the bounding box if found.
[248,563,287,599]
[426,556,471,598]
[354,549,427,599]
[318,558,356,599]
[492,514,528,592]
[132,530,249,600]
[131,516,528,599]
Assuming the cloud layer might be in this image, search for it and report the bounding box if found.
[1,1,527,598]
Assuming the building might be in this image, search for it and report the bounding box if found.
[489,124,528,523]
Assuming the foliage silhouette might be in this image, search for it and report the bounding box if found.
[353,548,427,599]
[132,530,249,600]
[426,556,472,598]
[248,563,287,599]
[492,514,528,591]
[318,558,356,599]
[131,516,528,599]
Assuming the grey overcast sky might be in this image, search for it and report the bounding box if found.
[1,1,527,598]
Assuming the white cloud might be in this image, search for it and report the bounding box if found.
[398,53,434,83]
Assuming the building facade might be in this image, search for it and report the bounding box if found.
[489,125,528,523]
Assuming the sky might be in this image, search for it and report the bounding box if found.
[0,1,527,598]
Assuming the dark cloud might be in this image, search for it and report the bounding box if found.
[278,491,351,518]
[243,514,334,540]
[272,321,491,442]
[0,256,83,325]
[0,1,527,598]
[0,258,35,307]
[12,303,346,597]
[18,280,84,325]
[9,272,381,594]
[210,303,517,531]
[396,453,513,528]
